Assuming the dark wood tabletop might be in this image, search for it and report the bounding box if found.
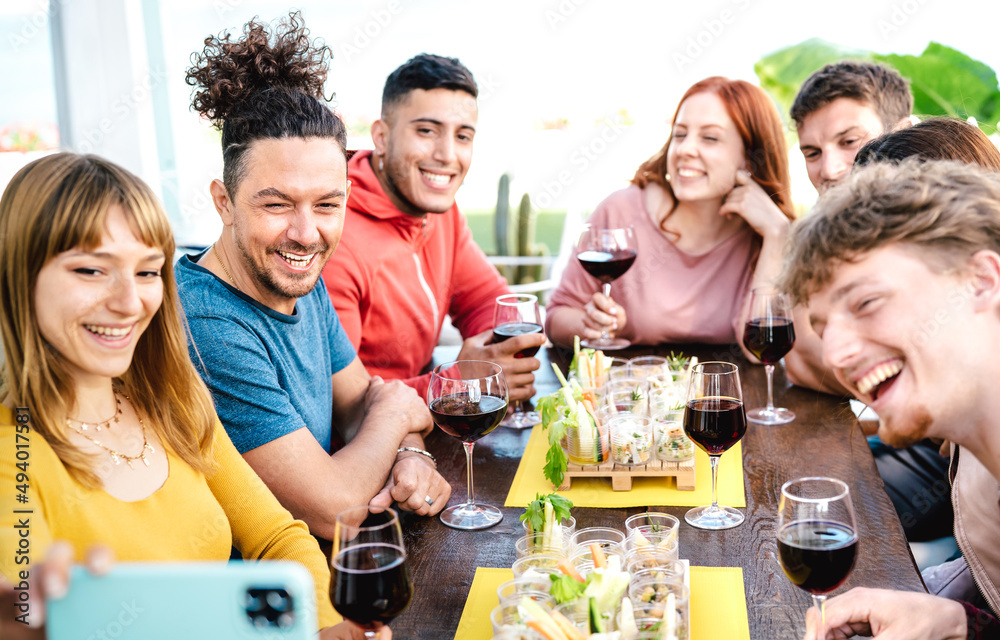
[392,344,924,639]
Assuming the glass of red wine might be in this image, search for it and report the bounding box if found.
[743,289,796,425]
[331,505,413,638]
[778,477,858,631]
[682,361,747,530]
[574,225,637,351]
[428,360,509,529]
[493,293,543,429]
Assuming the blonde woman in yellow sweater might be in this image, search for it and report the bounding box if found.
[0,153,386,639]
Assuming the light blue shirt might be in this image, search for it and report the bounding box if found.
[176,252,356,453]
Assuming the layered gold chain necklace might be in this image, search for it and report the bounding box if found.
[65,390,155,470]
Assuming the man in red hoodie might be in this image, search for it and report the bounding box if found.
[323,54,544,401]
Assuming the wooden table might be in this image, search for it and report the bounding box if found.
[392,344,924,639]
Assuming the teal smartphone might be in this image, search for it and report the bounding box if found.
[47,561,317,639]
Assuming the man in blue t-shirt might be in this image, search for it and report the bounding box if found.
[177,21,450,541]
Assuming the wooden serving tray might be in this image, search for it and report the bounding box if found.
[558,456,696,491]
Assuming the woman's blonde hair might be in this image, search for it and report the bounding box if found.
[0,152,216,487]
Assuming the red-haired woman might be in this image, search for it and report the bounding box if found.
[546,77,794,354]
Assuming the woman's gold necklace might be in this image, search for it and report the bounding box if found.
[66,390,122,432]
[66,392,155,470]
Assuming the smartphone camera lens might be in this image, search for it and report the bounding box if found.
[245,588,295,629]
[266,590,290,611]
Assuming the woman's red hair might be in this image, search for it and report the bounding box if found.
[633,76,794,221]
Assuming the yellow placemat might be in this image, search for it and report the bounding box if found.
[690,566,751,640]
[505,425,746,508]
[454,568,512,640]
[454,566,750,639]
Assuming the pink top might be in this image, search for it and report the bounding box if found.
[546,185,760,345]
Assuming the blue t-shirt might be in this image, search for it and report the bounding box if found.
[175,253,356,454]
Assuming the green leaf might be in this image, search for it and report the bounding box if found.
[549,574,588,604]
[754,39,1000,134]
[874,43,1000,128]
[547,417,568,447]
[546,493,574,522]
[544,442,569,488]
[520,493,546,532]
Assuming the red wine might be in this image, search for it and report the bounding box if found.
[332,543,413,630]
[743,318,796,364]
[576,249,637,283]
[430,393,508,442]
[683,396,747,455]
[493,322,543,358]
[778,521,858,594]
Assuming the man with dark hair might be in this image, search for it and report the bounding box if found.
[792,60,912,193]
[176,18,450,544]
[323,53,544,400]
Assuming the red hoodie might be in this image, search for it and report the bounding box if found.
[323,150,510,398]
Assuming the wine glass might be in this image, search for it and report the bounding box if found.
[493,293,543,429]
[331,505,413,638]
[575,225,637,350]
[428,360,509,529]
[778,477,858,631]
[682,361,747,530]
[743,289,796,425]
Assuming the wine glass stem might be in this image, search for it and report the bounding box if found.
[765,363,776,412]
[812,594,827,631]
[463,441,477,507]
[709,455,720,509]
[600,282,613,340]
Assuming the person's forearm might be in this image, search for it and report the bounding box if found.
[315,428,407,535]
[545,307,586,348]
[784,345,851,395]
[750,227,788,291]
[738,228,789,362]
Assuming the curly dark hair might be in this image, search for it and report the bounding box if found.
[185,11,346,195]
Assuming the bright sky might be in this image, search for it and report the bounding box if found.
[2,0,999,240]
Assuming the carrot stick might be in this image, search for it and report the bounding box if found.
[527,619,564,640]
[590,542,607,569]
[557,558,586,583]
[550,610,587,640]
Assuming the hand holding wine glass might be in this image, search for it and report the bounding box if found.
[331,506,413,639]
[682,361,747,530]
[778,477,858,633]
[428,360,508,530]
[575,225,637,350]
[743,289,796,425]
[492,294,543,429]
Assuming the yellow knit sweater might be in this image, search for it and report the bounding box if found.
[0,404,337,628]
